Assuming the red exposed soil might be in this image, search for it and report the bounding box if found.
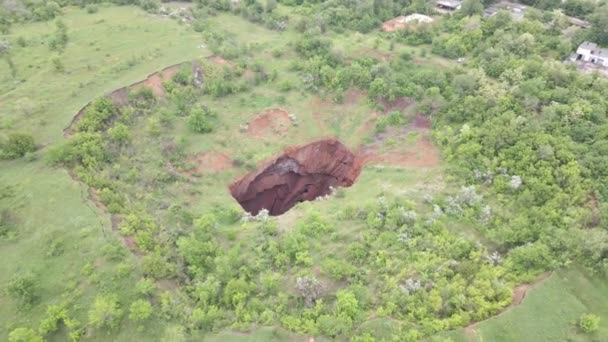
[381,16,409,32]
[131,65,180,97]
[411,114,431,129]
[206,55,255,78]
[207,55,236,68]
[184,151,233,176]
[247,108,293,138]
[230,139,362,216]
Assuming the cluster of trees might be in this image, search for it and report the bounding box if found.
[194,0,288,31]
[284,1,608,279]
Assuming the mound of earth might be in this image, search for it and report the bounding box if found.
[230,139,362,216]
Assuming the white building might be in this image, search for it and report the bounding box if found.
[436,0,462,13]
[570,42,608,67]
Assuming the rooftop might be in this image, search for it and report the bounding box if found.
[578,42,608,58]
[436,0,462,8]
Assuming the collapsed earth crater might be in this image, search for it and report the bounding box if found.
[230,139,362,216]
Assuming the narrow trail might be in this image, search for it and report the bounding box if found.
[464,272,553,341]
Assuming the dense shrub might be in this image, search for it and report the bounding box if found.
[1,133,36,159]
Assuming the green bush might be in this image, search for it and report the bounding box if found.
[8,328,42,342]
[187,107,214,133]
[6,272,38,309]
[76,98,116,132]
[88,294,123,329]
[86,5,98,14]
[579,313,600,333]
[1,132,36,159]
[129,299,153,322]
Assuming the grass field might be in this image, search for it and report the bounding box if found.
[0,5,205,144]
[2,4,608,341]
[0,5,208,340]
[438,268,608,342]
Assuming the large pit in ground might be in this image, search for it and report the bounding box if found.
[229,139,362,216]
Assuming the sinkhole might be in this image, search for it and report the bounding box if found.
[229,139,362,216]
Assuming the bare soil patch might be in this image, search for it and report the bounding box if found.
[359,113,438,168]
[247,108,293,138]
[382,17,406,32]
[131,64,180,97]
[207,55,236,68]
[184,151,233,176]
[377,96,414,114]
[360,136,440,168]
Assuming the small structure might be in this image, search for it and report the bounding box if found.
[381,14,434,32]
[570,42,608,67]
[484,1,527,21]
[436,0,462,13]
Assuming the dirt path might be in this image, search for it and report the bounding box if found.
[464,272,553,341]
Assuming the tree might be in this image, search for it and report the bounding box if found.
[589,9,608,45]
[6,272,38,308]
[108,123,131,145]
[187,107,213,133]
[136,278,155,296]
[8,328,42,342]
[579,313,600,333]
[335,290,359,320]
[1,133,36,159]
[49,20,68,52]
[88,294,123,329]
[460,0,484,16]
[295,276,322,307]
[129,299,153,322]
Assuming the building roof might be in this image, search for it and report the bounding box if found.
[578,42,608,58]
[436,0,462,8]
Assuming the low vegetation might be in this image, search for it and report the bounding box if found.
[1,0,608,340]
